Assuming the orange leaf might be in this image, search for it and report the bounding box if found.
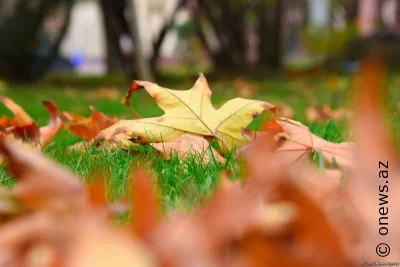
[62,107,119,140]
[0,96,35,127]
[132,169,159,238]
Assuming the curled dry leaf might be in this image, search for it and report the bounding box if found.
[0,96,35,128]
[95,74,275,155]
[150,134,225,164]
[38,101,64,148]
[62,106,119,140]
[238,118,356,171]
[0,97,63,152]
[275,118,356,170]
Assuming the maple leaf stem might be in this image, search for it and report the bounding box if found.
[121,81,143,119]
[127,105,143,119]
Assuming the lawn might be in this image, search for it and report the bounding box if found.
[1,72,399,211]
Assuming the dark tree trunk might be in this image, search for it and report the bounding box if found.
[219,0,247,65]
[99,0,134,75]
[129,0,154,81]
[270,0,283,69]
[197,0,235,67]
[259,0,283,69]
[0,0,74,81]
[32,0,76,79]
[345,0,359,22]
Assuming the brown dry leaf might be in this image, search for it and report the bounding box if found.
[0,135,86,211]
[0,96,39,142]
[38,101,64,148]
[274,118,356,170]
[0,96,35,128]
[0,136,156,267]
[131,169,159,239]
[66,216,157,267]
[239,134,354,267]
[306,105,353,122]
[95,74,275,155]
[344,56,400,262]
[151,134,225,164]
[236,120,284,158]
[0,98,63,150]
[62,106,119,140]
[238,118,355,171]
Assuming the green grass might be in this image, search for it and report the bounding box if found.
[1,72,399,211]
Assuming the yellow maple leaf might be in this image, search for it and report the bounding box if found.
[95,74,275,155]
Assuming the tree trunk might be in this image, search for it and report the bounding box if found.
[99,0,127,73]
[259,0,283,69]
[271,0,283,69]
[197,0,235,67]
[345,0,359,22]
[129,0,154,81]
[0,0,74,81]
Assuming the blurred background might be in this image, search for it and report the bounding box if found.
[1,0,400,83]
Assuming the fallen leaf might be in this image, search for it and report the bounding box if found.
[67,217,156,267]
[62,106,119,140]
[96,74,275,155]
[237,118,355,170]
[0,98,63,149]
[0,135,86,211]
[344,55,400,262]
[37,101,64,148]
[236,121,284,158]
[0,96,35,128]
[131,169,159,239]
[241,131,354,267]
[275,118,356,170]
[151,134,225,164]
[0,134,159,267]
